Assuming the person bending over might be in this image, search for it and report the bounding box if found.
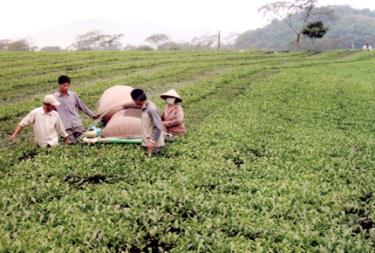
[130,88,164,154]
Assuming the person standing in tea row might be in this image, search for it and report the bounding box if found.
[53,75,99,143]
[10,95,70,147]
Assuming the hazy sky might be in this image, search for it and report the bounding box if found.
[1,0,375,47]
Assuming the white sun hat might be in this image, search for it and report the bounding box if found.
[43,95,60,107]
[160,89,182,103]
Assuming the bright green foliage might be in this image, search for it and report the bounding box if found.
[1,50,375,252]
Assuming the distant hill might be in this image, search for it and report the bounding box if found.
[235,5,375,51]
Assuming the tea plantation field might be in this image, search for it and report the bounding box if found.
[1,50,375,252]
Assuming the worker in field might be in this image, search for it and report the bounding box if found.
[10,95,70,147]
[363,43,373,51]
[130,88,164,154]
[160,89,186,139]
[54,75,98,143]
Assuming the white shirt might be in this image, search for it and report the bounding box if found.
[20,107,68,147]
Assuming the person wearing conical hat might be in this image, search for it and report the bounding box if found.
[160,89,186,137]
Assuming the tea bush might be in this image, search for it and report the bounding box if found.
[1,50,375,252]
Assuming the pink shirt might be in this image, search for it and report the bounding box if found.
[161,104,186,135]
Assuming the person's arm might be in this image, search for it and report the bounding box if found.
[148,109,163,143]
[75,93,95,119]
[122,102,142,110]
[146,109,163,153]
[10,110,35,141]
[10,124,24,141]
[55,114,70,144]
[163,107,184,127]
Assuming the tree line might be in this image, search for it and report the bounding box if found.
[0,31,237,52]
[2,2,374,52]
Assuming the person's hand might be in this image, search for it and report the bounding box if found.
[147,142,154,154]
[92,114,101,120]
[9,134,16,142]
[64,137,72,145]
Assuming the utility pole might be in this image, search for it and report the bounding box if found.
[217,31,221,50]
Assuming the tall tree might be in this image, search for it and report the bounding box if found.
[259,0,319,48]
[6,39,33,51]
[72,30,123,51]
[145,33,170,48]
[0,40,11,50]
[302,21,328,46]
[191,33,218,49]
[99,34,123,50]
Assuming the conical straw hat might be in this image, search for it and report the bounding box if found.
[160,89,182,103]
